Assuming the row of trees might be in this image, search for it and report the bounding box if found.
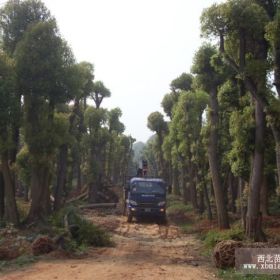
[146,0,280,241]
[0,0,134,225]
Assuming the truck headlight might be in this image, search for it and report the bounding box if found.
[158,201,166,207]
[129,200,138,206]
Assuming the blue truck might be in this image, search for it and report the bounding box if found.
[124,177,167,223]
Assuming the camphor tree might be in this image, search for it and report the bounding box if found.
[0,51,20,225]
[201,0,278,240]
[147,112,168,179]
[15,20,76,223]
[91,81,111,109]
[83,107,109,203]
[0,0,53,224]
[192,44,230,229]
[54,61,95,211]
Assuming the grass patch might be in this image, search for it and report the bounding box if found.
[166,197,193,219]
[180,222,197,234]
[167,202,193,214]
[217,268,280,280]
[199,223,244,256]
[269,197,280,215]
[16,199,30,222]
[166,195,196,232]
[0,255,37,272]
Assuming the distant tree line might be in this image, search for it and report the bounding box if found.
[146,0,280,241]
[0,0,134,225]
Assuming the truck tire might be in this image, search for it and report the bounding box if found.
[127,213,133,223]
[159,215,167,225]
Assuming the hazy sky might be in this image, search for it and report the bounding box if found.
[41,0,221,143]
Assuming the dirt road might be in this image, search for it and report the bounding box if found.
[1,210,216,280]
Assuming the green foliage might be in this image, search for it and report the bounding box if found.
[15,20,75,103]
[167,194,193,215]
[147,111,167,135]
[201,224,244,250]
[0,255,37,272]
[167,202,193,215]
[108,107,125,134]
[228,106,255,179]
[50,206,81,228]
[76,61,94,99]
[217,268,279,280]
[170,72,193,92]
[191,44,222,90]
[16,199,30,221]
[0,0,52,54]
[141,137,159,177]
[91,80,111,108]
[167,90,208,170]
[161,92,179,119]
[0,51,17,153]
[84,106,108,132]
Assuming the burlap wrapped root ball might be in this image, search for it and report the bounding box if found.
[213,240,243,268]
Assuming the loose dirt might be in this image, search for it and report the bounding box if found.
[0,210,217,280]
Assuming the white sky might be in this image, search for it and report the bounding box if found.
[41,0,221,142]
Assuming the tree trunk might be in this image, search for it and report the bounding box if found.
[88,182,98,203]
[24,184,29,202]
[229,172,238,213]
[189,163,198,211]
[246,100,266,241]
[181,168,189,204]
[260,175,269,216]
[198,189,205,214]
[1,155,19,225]
[208,87,229,229]
[26,166,51,223]
[54,144,68,211]
[271,125,280,193]
[172,167,180,195]
[203,183,213,220]
[88,147,103,203]
[238,178,247,228]
[0,172,5,220]
[76,152,82,191]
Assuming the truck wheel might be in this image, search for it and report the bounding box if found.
[127,213,133,223]
[160,215,167,225]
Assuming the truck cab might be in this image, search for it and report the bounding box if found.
[124,177,167,223]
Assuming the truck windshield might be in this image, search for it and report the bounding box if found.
[131,181,165,194]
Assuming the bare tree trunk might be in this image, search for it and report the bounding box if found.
[54,144,68,211]
[76,151,82,191]
[0,172,4,220]
[203,183,213,220]
[260,175,269,216]
[229,172,238,213]
[26,166,51,223]
[198,189,205,214]
[181,168,189,204]
[24,184,29,202]
[88,147,102,203]
[246,100,266,241]
[271,125,280,193]
[208,87,229,229]
[189,164,198,211]
[1,155,19,225]
[172,167,180,195]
